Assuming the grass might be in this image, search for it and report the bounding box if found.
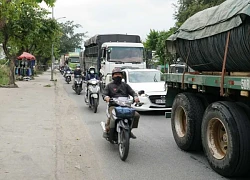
[44,84,52,87]
[0,65,10,85]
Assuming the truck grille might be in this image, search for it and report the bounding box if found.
[149,95,166,105]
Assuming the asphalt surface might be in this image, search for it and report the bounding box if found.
[60,75,249,180]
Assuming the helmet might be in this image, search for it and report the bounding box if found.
[88,66,95,73]
[112,67,122,76]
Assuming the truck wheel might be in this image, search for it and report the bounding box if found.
[236,102,250,120]
[201,101,250,177]
[171,92,204,151]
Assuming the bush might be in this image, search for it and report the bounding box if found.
[0,65,9,85]
[0,59,8,65]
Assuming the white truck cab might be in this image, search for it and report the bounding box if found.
[100,42,146,88]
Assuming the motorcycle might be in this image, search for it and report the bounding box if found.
[64,70,72,84]
[100,98,136,161]
[84,78,100,113]
[59,66,64,75]
[72,75,83,95]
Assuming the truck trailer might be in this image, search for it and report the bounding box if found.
[164,0,250,177]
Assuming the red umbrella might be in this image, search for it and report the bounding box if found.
[18,52,36,60]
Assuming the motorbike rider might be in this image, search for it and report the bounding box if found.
[63,64,71,77]
[72,64,82,89]
[85,66,98,80]
[85,66,99,99]
[73,64,82,77]
[103,67,140,139]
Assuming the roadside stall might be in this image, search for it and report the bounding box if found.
[16,52,36,80]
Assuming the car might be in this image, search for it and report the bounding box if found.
[122,68,171,111]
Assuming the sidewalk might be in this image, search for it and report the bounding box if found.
[0,71,103,180]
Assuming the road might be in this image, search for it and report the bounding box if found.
[60,76,248,180]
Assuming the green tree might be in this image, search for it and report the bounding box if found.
[0,0,59,85]
[155,28,177,72]
[174,0,226,27]
[144,29,159,51]
[59,21,86,54]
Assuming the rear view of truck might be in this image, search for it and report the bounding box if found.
[164,0,250,177]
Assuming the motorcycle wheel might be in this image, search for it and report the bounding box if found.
[76,87,81,95]
[93,98,98,113]
[119,129,130,161]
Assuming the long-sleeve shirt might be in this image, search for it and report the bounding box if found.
[103,81,137,99]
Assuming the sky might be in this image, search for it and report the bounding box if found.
[41,0,178,42]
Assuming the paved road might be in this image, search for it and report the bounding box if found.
[60,76,248,180]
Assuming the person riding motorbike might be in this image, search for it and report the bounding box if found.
[85,66,98,80]
[85,67,99,99]
[73,64,82,77]
[103,67,140,139]
[63,64,71,77]
[72,64,83,89]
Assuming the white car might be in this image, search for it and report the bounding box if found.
[122,69,171,111]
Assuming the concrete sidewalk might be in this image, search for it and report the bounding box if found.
[0,71,103,180]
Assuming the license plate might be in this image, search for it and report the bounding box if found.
[155,99,165,104]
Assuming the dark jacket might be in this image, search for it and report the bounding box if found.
[86,73,98,80]
[74,69,82,76]
[103,81,137,99]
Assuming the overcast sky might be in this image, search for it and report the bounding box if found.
[41,0,178,42]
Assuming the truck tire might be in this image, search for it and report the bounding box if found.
[171,92,204,151]
[201,101,250,177]
[236,102,250,121]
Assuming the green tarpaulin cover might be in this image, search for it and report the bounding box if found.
[168,0,250,41]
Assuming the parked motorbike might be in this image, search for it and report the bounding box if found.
[84,78,100,113]
[100,98,136,161]
[64,70,72,84]
[72,75,83,95]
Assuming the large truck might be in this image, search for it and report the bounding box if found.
[68,52,80,69]
[164,0,250,177]
[82,34,148,90]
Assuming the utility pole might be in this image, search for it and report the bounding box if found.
[50,7,54,81]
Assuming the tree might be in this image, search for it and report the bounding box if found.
[174,0,226,27]
[58,21,86,54]
[144,29,159,51]
[0,0,59,85]
[155,28,177,72]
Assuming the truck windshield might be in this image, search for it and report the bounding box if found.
[128,70,161,83]
[109,47,143,63]
[69,57,80,63]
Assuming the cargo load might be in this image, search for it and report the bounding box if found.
[167,0,250,72]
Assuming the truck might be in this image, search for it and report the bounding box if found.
[68,52,80,69]
[164,0,250,177]
[82,34,148,90]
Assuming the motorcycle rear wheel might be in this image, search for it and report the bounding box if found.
[76,87,81,95]
[93,98,98,113]
[119,129,130,161]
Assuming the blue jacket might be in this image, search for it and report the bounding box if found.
[86,73,98,80]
